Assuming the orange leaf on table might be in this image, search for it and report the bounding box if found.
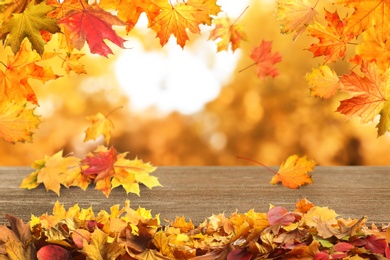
[84,112,115,145]
[209,16,247,52]
[242,40,282,80]
[270,154,315,189]
[20,150,83,196]
[99,0,160,33]
[150,0,221,48]
[58,2,126,57]
[0,1,60,55]
[305,65,343,100]
[276,0,319,40]
[307,10,354,63]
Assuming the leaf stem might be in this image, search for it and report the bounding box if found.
[238,62,256,73]
[236,156,277,174]
[232,6,249,26]
[105,105,124,118]
[0,61,6,68]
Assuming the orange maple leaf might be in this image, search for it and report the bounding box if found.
[307,10,354,63]
[150,0,221,48]
[84,112,115,145]
[99,0,160,33]
[276,0,319,40]
[305,65,343,100]
[58,2,126,57]
[338,0,390,40]
[0,101,40,143]
[0,40,59,105]
[270,154,315,189]
[241,40,282,80]
[337,62,390,124]
[208,16,247,52]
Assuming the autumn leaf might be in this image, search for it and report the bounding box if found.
[276,0,319,40]
[150,0,221,48]
[0,40,59,105]
[58,2,126,57]
[338,0,390,40]
[99,0,160,33]
[80,228,126,259]
[241,40,282,80]
[270,154,315,189]
[84,112,115,145]
[337,62,390,126]
[0,101,40,143]
[20,150,82,196]
[37,244,71,260]
[305,65,343,99]
[62,52,87,75]
[307,10,354,63]
[0,1,60,55]
[208,15,247,52]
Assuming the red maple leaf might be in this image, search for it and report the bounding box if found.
[58,3,126,57]
[82,146,117,181]
[241,40,282,80]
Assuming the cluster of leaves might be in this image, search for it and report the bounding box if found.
[276,0,390,136]
[0,0,282,145]
[19,110,161,197]
[1,198,389,259]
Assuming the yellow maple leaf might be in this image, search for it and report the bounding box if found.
[62,52,87,75]
[0,101,40,143]
[209,16,247,52]
[80,228,126,260]
[276,0,319,40]
[301,206,338,228]
[270,154,315,189]
[0,1,60,55]
[150,0,221,48]
[305,65,343,100]
[20,150,81,196]
[84,112,115,145]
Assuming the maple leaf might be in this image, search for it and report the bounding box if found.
[84,112,115,145]
[0,1,60,55]
[270,154,315,189]
[62,52,87,75]
[82,146,117,182]
[20,150,82,196]
[241,40,282,80]
[99,0,160,33]
[209,16,247,52]
[58,3,126,57]
[150,0,221,48]
[337,62,390,125]
[356,28,390,72]
[276,0,319,40]
[80,228,126,259]
[338,0,390,40]
[305,65,343,99]
[307,10,354,63]
[0,101,40,143]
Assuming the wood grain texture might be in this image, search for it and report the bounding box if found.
[0,166,390,225]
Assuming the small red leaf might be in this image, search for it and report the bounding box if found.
[37,244,70,260]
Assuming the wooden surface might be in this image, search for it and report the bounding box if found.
[1,166,390,225]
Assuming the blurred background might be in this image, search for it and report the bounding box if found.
[1,0,390,166]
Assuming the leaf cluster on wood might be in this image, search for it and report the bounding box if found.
[1,198,389,259]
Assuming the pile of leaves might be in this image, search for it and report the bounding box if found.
[0,198,389,259]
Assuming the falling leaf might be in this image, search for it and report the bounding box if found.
[209,16,247,52]
[305,65,343,99]
[99,0,160,33]
[0,101,40,143]
[150,0,221,48]
[244,40,282,80]
[337,62,390,125]
[270,154,315,189]
[62,52,87,75]
[307,10,354,63]
[84,112,115,145]
[0,1,60,55]
[58,2,126,57]
[276,0,319,40]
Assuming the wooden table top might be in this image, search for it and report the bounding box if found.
[1,166,389,225]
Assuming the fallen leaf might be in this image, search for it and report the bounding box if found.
[270,154,315,189]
